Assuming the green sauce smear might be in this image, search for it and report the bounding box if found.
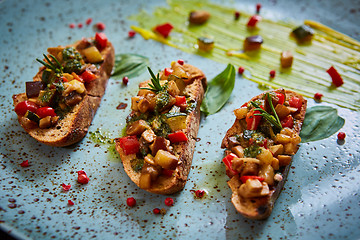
[89,128,121,162]
[129,0,360,111]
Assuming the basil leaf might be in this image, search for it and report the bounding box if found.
[201,64,235,115]
[300,106,345,143]
[112,54,149,79]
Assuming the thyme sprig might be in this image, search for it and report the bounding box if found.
[36,54,63,76]
[251,93,282,130]
[140,67,164,93]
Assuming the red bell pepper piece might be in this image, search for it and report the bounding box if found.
[95,32,108,50]
[240,175,265,183]
[276,92,285,105]
[80,70,97,83]
[222,153,239,176]
[289,96,302,112]
[247,15,262,27]
[14,100,39,116]
[36,107,57,118]
[161,169,174,177]
[246,108,262,130]
[118,136,140,155]
[281,115,294,128]
[326,66,344,87]
[164,68,173,76]
[154,23,174,38]
[175,95,187,110]
[168,131,188,143]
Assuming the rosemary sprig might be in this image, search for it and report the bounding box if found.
[140,67,164,93]
[36,54,63,75]
[251,93,282,130]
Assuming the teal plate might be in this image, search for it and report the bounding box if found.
[0,0,359,239]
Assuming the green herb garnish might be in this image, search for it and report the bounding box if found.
[36,54,63,76]
[140,67,164,93]
[200,63,235,115]
[300,106,345,143]
[251,93,282,130]
[112,53,149,79]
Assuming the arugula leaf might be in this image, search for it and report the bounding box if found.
[112,54,149,79]
[201,64,235,115]
[300,106,345,142]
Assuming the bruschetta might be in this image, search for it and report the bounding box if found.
[115,60,206,194]
[12,33,115,147]
[221,89,307,219]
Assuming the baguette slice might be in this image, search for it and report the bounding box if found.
[221,89,307,219]
[12,37,115,147]
[115,61,206,194]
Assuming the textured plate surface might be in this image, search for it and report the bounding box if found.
[0,0,359,239]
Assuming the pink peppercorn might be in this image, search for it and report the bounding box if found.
[128,30,136,38]
[153,208,161,214]
[69,23,75,29]
[269,70,276,78]
[86,18,92,25]
[234,11,241,20]
[96,22,106,31]
[126,197,136,207]
[314,92,323,100]
[20,160,29,167]
[68,200,74,206]
[256,3,262,14]
[78,23,83,28]
[195,190,205,198]
[164,197,174,206]
[62,183,71,191]
[337,132,346,140]
[238,66,245,75]
[177,59,184,65]
[123,76,129,85]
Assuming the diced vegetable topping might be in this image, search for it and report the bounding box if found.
[280,115,294,128]
[246,108,262,130]
[292,25,314,42]
[197,37,214,51]
[326,66,344,87]
[95,32,108,50]
[118,136,140,155]
[36,107,56,118]
[240,175,264,183]
[280,51,293,68]
[243,35,263,51]
[289,96,302,112]
[247,15,262,27]
[80,70,97,83]
[168,131,188,143]
[15,101,39,116]
[154,23,174,38]
[222,153,239,176]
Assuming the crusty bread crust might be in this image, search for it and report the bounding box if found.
[12,40,115,147]
[222,89,307,219]
[115,63,206,194]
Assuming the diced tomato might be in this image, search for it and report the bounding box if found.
[240,175,264,183]
[276,92,285,105]
[241,102,248,108]
[175,95,187,110]
[95,32,108,50]
[36,107,56,118]
[222,153,239,176]
[289,96,302,112]
[60,76,68,82]
[177,59,184,65]
[246,108,262,130]
[71,72,83,82]
[80,70,97,83]
[326,66,344,87]
[14,101,39,116]
[281,115,294,128]
[117,136,140,155]
[168,131,188,143]
[161,169,174,177]
[154,23,174,38]
[247,15,262,27]
[164,67,173,76]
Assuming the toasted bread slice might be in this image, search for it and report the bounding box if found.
[115,61,206,194]
[12,36,115,147]
[221,89,307,219]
